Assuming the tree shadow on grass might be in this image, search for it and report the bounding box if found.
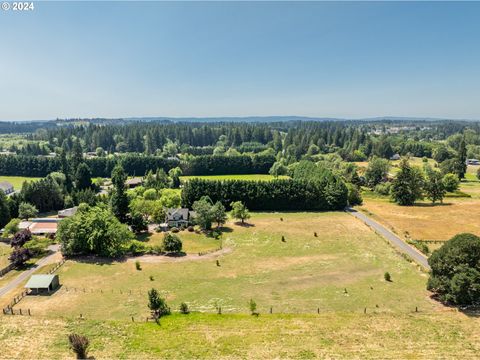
[67,255,123,266]
[411,202,453,208]
[233,221,255,227]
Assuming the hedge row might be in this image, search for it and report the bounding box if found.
[181,178,348,211]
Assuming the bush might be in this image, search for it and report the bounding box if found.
[163,233,182,253]
[126,240,148,256]
[347,184,363,206]
[374,182,391,196]
[170,227,179,233]
[179,302,190,314]
[68,333,90,360]
[148,288,171,318]
[384,272,392,282]
[135,260,142,271]
[443,173,460,192]
[249,298,257,315]
[427,233,480,305]
[187,225,194,232]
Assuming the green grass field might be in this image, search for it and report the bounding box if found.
[18,213,434,319]
[1,311,479,359]
[0,175,41,190]
[136,230,221,254]
[180,174,289,182]
[2,212,480,357]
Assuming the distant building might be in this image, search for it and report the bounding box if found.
[0,181,14,195]
[390,154,401,161]
[125,177,143,188]
[58,207,78,218]
[19,218,60,235]
[25,274,60,294]
[467,159,480,165]
[164,208,195,228]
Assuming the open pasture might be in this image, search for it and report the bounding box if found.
[17,212,434,320]
[0,175,41,189]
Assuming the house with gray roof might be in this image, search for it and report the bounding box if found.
[0,181,14,195]
[165,208,195,228]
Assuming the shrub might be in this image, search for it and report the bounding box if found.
[374,182,391,196]
[347,184,363,206]
[3,218,20,237]
[281,235,286,242]
[163,233,182,253]
[187,225,194,232]
[443,173,460,192]
[148,288,171,318]
[384,272,392,282]
[170,227,179,233]
[68,333,90,359]
[149,275,154,281]
[179,302,190,314]
[135,261,142,271]
[127,240,148,255]
[249,298,257,315]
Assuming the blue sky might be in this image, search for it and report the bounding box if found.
[1,1,480,120]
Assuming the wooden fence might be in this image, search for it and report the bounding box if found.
[2,290,28,315]
[48,258,66,274]
[3,307,32,316]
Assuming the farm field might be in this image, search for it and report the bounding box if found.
[0,175,41,189]
[1,311,480,359]
[180,174,289,182]
[360,195,480,245]
[16,212,434,320]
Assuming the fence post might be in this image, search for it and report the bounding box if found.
[317,308,320,314]
[132,316,134,322]
[19,309,22,315]
[270,306,273,314]
[364,307,367,314]
[415,306,418,312]
[28,309,31,316]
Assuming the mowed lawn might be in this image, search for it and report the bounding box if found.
[0,175,41,189]
[137,231,221,254]
[18,212,435,320]
[180,174,289,182]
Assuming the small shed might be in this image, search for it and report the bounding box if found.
[125,177,143,188]
[25,274,59,294]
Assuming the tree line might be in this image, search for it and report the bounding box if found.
[181,177,348,211]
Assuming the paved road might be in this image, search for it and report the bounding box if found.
[0,244,61,298]
[346,207,430,270]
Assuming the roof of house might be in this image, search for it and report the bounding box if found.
[18,218,59,234]
[0,181,13,190]
[166,208,189,220]
[125,177,143,186]
[58,207,78,217]
[24,274,58,289]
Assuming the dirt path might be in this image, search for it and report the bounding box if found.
[127,247,233,263]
